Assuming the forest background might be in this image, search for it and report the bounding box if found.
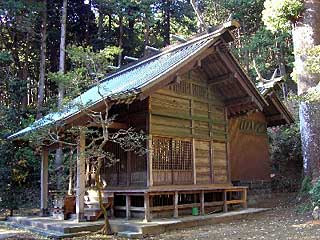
[0,0,303,212]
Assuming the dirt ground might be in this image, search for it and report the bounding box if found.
[1,194,320,240]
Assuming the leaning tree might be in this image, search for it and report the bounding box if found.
[263,0,320,182]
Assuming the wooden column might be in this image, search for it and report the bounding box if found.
[200,191,205,215]
[209,141,214,183]
[192,138,196,185]
[126,194,131,219]
[147,134,153,187]
[242,189,248,209]
[127,152,131,186]
[224,107,231,184]
[76,128,86,222]
[143,193,151,222]
[223,190,228,213]
[40,148,49,216]
[174,191,179,218]
[146,97,153,187]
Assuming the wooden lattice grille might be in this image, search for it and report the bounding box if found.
[168,81,208,99]
[152,137,192,170]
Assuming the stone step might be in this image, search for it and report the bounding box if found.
[117,231,143,239]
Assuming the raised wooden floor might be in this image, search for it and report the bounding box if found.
[107,184,248,221]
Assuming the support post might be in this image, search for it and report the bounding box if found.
[147,134,153,187]
[223,190,228,213]
[242,189,248,209]
[192,138,196,185]
[143,193,151,222]
[174,191,179,218]
[200,191,205,215]
[76,128,86,222]
[126,194,131,219]
[40,148,49,216]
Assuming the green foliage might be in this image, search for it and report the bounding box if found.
[300,176,312,195]
[310,180,320,206]
[49,45,120,99]
[269,122,302,167]
[262,0,304,32]
[268,100,303,191]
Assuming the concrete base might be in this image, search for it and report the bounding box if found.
[3,208,269,239]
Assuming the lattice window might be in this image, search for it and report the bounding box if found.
[192,84,207,98]
[168,81,192,95]
[152,137,171,170]
[152,137,192,170]
[172,139,192,170]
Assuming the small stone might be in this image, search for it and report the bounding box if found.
[312,206,320,220]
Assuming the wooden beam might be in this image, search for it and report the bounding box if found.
[208,73,233,86]
[40,148,49,216]
[269,95,290,124]
[216,48,265,111]
[139,46,218,100]
[76,128,86,222]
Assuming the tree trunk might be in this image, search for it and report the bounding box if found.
[98,4,104,39]
[118,15,123,67]
[96,158,112,235]
[163,0,170,46]
[58,0,67,107]
[143,13,150,56]
[292,0,320,181]
[36,0,47,120]
[56,0,68,190]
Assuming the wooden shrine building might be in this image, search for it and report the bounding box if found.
[8,21,293,222]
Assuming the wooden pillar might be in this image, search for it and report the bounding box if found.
[242,189,248,209]
[209,141,214,183]
[126,194,131,219]
[174,191,179,218]
[40,148,49,216]
[76,128,86,222]
[146,97,153,187]
[224,107,231,184]
[127,152,131,186]
[143,193,151,222]
[200,191,205,215]
[192,138,196,185]
[223,190,228,213]
[147,134,153,187]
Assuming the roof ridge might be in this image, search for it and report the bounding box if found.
[99,27,227,84]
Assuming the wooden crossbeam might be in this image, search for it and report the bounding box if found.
[208,73,233,86]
